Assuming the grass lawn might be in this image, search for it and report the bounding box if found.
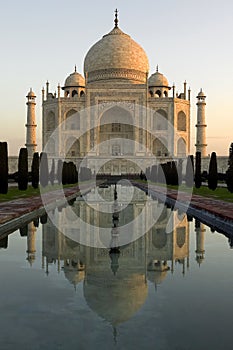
[0,183,79,203]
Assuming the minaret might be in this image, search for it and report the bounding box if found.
[25,88,37,157]
[195,89,207,156]
[26,221,37,266]
[195,219,205,266]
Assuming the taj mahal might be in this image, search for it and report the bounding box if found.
[21,10,217,175]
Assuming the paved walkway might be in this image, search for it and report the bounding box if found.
[0,186,80,226]
[134,183,233,222]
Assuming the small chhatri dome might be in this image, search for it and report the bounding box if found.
[27,88,36,98]
[197,89,206,98]
[64,67,85,88]
[148,67,170,88]
[84,10,149,84]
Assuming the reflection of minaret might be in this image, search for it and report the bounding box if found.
[27,221,37,265]
[195,219,205,265]
[25,88,37,157]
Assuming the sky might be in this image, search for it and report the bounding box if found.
[0,0,232,156]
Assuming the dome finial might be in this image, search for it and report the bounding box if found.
[114,9,119,28]
[156,65,159,73]
[74,65,77,73]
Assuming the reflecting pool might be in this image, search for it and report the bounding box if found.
[0,185,233,350]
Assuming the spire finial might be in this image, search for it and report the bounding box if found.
[74,65,77,73]
[156,65,159,73]
[114,9,119,28]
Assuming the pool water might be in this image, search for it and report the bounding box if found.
[0,185,233,350]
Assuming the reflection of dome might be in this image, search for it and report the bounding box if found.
[148,69,169,88]
[84,26,149,84]
[64,68,85,87]
[147,270,168,285]
[84,271,148,325]
[63,264,85,286]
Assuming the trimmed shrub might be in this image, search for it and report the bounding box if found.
[31,152,39,189]
[57,159,63,185]
[195,151,202,188]
[208,152,218,190]
[40,152,49,187]
[185,155,194,187]
[49,159,55,185]
[18,148,28,191]
[226,143,233,193]
[0,142,8,194]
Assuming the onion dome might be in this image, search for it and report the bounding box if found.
[148,66,170,88]
[63,66,85,88]
[27,88,36,98]
[84,11,149,84]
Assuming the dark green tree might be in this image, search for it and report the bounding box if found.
[185,155,194,187]
[31,152,39,189]
[57,159,63,185]
[49,159,55,185]
[226,143,233,193]
[18,148,28,191]
[195,151,202,188]
[208,152,218,190]
[40,152,49,187]
[0,142,8,194]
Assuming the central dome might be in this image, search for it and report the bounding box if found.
[84,26,149,84]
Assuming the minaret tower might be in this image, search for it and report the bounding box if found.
[195,219,206,266]
[26,222,37,266]
[25,88,37,157]
[195,89,207,156]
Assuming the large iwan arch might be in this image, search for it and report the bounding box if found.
[99,106,134,155]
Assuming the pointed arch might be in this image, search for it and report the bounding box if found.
[46,111,55,131]
[152,228,167,249]
[177,137,186,157]
[177,111,187,131]
[65,137,80,157]
[152,138,168,157]
[65,109,80,130]
[153,109,168,130]
[99,106,134,155]
[176,227,186,248]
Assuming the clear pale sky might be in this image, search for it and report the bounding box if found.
[0,0,232,156]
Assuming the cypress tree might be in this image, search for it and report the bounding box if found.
[49,159,55,185]
[226,143,233,193]
[40,152,49,187]
[31,152,39,189]
[0,142,8,194]
[57,159,63,185]
[18,148,28,191]
[62,162,68,185]
[185,155,194,187]
[178,159,183,186]
[208,152,218,190]
[195,151,202,189]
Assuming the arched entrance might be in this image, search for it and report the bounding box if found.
[99,106,134,156]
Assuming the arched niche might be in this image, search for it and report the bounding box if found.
[177,111,187,131]
[65,137,80,157]
[176,227,186,248]
[46,111,55,131]
[152,228,167,249]
[153,109,168,130]
[177,138,186,157]
[65,109,80,130]
[152,138,168,157]
[72,90,78,97]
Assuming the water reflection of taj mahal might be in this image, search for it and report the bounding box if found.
[34,186,206,326]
